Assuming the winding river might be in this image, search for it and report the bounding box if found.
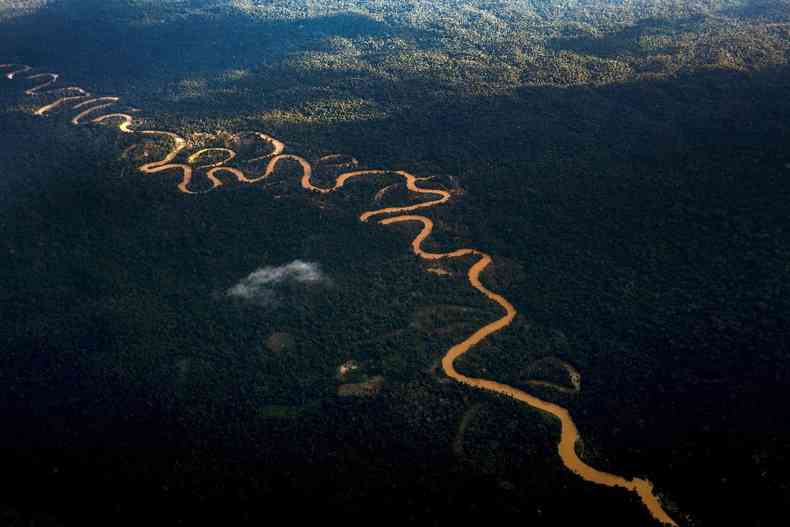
[1,63,678,526]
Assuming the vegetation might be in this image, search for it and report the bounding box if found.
[1,1,789,525]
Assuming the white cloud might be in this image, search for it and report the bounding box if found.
[227,260,329,304]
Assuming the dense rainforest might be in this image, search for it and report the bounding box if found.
[1,1,789,525]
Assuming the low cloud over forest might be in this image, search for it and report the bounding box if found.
[226,260,330,305]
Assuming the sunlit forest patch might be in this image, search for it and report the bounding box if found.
[260,97,388,125]
[0,0,50,21]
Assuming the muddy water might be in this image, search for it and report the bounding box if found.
[3,63,678,526]
[381,215,678,527]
